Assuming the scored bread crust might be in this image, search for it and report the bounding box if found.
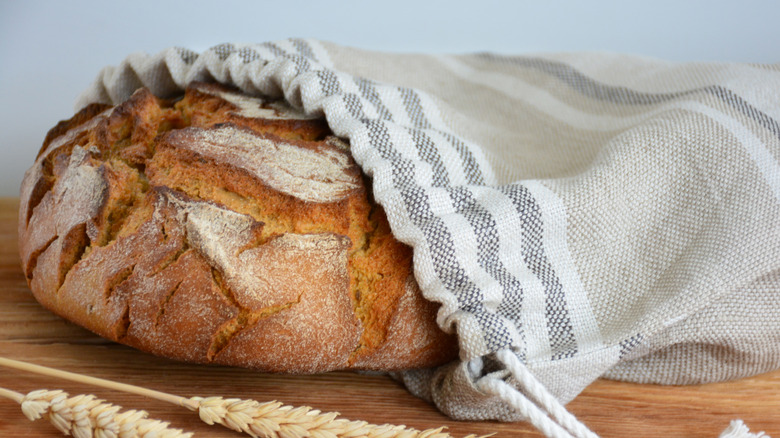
[18,82,458,373]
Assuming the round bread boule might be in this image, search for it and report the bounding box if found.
[18,82,458,373]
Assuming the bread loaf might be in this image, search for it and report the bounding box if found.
[18,82,458,373]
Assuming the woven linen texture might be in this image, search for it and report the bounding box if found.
[76,39,780,420]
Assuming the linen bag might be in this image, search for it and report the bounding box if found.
[76,39,780,437]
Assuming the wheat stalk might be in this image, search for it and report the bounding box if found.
[0,386,193,438]
[185,395,489,438]
[0,357,493,438]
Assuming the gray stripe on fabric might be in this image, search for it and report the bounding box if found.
[709,86,780,141]
[290,38,317,61]
[211,43,236,61]
[399,88,432,129]
[175,47,199,65]
[258,42,286,57]
[343,94,366,120]
[449,186,525,334]
[286,54,312,75]
[500,184,577,360]
[478,54,683,105]
[618,334,644,359]
[397,88,486,186]
[408,129,450,187]
[354,78,394,121]
[497,280,525,362]
[363,118,514,352]
[237,47,261,64]
[316,70,342,96]
[440,132,486,186]
[480,54,780,141]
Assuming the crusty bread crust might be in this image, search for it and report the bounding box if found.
[18,82,458,372]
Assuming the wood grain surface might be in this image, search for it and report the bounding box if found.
[0,197,777,437]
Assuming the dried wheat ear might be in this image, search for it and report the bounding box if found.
[0,357,493,438]
[0,387,192,438]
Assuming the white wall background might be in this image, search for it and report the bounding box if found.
[2,0,779,196]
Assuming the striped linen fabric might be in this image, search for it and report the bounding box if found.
[76,40,780,437]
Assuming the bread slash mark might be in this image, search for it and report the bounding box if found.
[206,297,302,362]
[104,263,136,300]
[24,234,58,280]
[154,280,183,327]
[206,266,302,361]
[56,223,90,291]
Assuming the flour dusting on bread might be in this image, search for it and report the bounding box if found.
[174,125,359,203]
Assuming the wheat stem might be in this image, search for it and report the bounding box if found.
[0,386,24,403]
[0,357,192,408]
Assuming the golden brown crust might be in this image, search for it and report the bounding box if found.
[18,82,458,373]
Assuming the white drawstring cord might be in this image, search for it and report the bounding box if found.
[480,350,770,438]
[476,378,585,438]
[476,349,599,438]
[719,420,769,438]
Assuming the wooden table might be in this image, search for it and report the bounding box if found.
[0,197,777,437]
